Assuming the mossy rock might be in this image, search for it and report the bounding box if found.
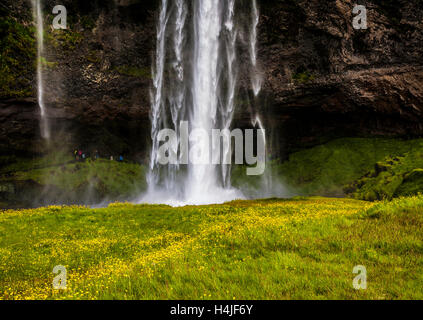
[375,161,391,175]
[0,18,36,98]
[394,169,423,197]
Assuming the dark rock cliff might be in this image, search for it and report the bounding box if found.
[1,0,422,161]
[1,0,158,160]
[256,0,423,155]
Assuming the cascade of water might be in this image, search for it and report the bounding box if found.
[252,115,271,192]
[168,0,187,193]
[248,2,276,197]
[250,0,262,97]
[32,0,50,140]
[146,0,168,194]
[142,0,257,205]
[220,0,237,188]
[185,0,223,202]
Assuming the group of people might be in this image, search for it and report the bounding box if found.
[74,149,124,162]
[74,149,94,161]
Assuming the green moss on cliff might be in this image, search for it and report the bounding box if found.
[0,18,36,98]
[292,70,315,84]
[232,138,423,199]
[46,28,83,51]
[349,147,423,201]
[279,138,423,196]
[86,50,101,64]
[39,56,58,69]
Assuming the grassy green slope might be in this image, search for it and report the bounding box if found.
[233,138,423,199]
[1,196,422,300]
[2,137,422,207]
[11,159,146,198]
[279,138,423,196]
[349,148,423,201]
[0,157,147,207]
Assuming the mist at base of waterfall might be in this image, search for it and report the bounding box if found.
[138,186,244,207]
[137,163,293,207]
[145,0,268,205]
[137,181,291,207]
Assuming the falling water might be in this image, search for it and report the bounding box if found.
[184,0,242,205]
[32,0,50,140]
[146,0,168,195]
[250,0,262,97]
[142,0,262,205]
[221,0,237,188]
[248,2,281,198]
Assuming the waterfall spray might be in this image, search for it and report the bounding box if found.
[248,1,280,198]
[185,0,240,204]
[250,0,262,97]
[220,0,237,188]
[32,0,50,140]
[147,0,168,194]
[142,0,264,205]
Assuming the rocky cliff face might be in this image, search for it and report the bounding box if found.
[1,0,422,161]
[1,0,158,160]
[256,0,423,155]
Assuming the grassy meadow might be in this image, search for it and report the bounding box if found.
[1,137,422,300]
[234,137,423,199]
[0,156,146,208]
[1,196,423,300]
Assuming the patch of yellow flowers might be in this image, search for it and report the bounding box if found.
[0,198,374,300]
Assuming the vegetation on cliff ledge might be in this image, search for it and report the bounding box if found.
[233,137,423,199]
[0,17,35,98]
[1,137,422,208]
[0,155,146,208]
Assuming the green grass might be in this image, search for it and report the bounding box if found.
[349,148,423,201]
[0,196,422,300]
[2,137,422,207]
[0,152,73,174]
[1,159,147,202]
[233,138,423,198]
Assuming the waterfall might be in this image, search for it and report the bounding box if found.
[249,1,278,197]
[221,0,237,188]
[250,0,262,97]
[32,0,50,140]
[146,0,168,194]
[142,0,261,206]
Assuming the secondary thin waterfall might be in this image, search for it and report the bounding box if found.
[142,0,259,205]
[32,0,50,140]
[249,0,275,197]
[250,0,262,97]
